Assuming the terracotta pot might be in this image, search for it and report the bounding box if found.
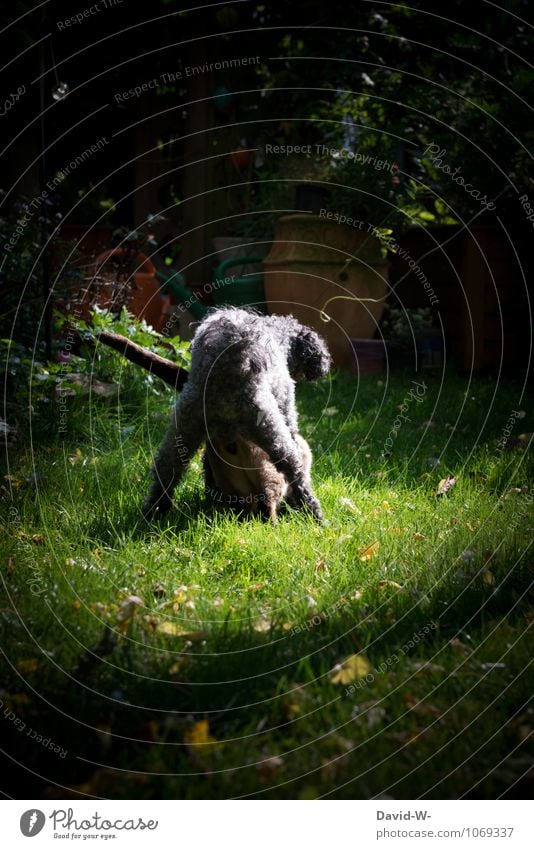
[229,148,255,172]
[91,249,169,332]
[263,214,389,369]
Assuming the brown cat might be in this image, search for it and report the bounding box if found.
[204,434,312,523]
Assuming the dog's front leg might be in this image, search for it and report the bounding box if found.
[143,390,204,519]
[247,408,323,521]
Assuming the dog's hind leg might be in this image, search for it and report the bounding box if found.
[143,389,204,519]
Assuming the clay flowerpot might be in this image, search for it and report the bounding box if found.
[229,148,255,173]
[91,249,170,332]
[263,214,389,369]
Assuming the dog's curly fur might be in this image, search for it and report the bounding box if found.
[143,308,331,521]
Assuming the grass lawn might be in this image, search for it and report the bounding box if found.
[1,365,532,799]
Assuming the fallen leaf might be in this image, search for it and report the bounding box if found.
[330,653,371,685]
[359,541,380,561]
[436,476,456,497]
[404,693,442,717]
[339,497,361,515]
[68,448,85,465]
[184,720,218,747]
[408,660,445,674]
[16,659,39,674]
[257,755,284,781]
[482,569,495,586]
[253,616,271,633]
[355,700,386,729]
[157,621,206,641]
[377,579,403,590]
[168,658,189,675]
[116,595,144,630]
[245,582,266,592]
[314,559,330,577]
[412,532,425,541]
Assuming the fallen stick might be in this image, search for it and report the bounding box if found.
[97,329,188,391]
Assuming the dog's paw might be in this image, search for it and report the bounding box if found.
[142,493,173,521]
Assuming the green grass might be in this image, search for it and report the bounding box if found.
[1,369,533,799]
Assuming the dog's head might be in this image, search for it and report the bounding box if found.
[289,324,332,381]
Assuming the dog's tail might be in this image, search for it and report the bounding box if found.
[97,330,189,390]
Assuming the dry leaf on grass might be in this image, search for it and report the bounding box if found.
[377,579,403,590]
[330,653,371,685]
[253,616,271,633]
[339,497,362,515]
[157,621,206,641]
[184,719,219,747]
[16,659,39,674]
[116,595,144,631]
[359,541,380,562]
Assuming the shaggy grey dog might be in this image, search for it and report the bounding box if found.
[143,308,331,521]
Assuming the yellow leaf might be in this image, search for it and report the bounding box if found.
[157,621,206,641]
[68,448,84,465]
[330,653,371,685]
[16,659,39,674]
[72,599,81,610]
[359,541,380,561]
[483,569,495,586]
[412,532,425,541]
[168,659,189,675]
[184,720,218,747]
[377,579,403,590]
